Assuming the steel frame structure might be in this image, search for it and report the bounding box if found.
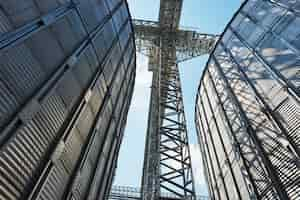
[133,0,217,199]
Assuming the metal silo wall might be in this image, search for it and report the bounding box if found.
[0,0,136,200]
[195,0,300,200]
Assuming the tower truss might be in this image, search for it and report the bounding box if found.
[133,0,218,199]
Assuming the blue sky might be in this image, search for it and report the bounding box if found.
[113,0,242,196]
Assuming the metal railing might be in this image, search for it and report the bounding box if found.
[109,186,210,200]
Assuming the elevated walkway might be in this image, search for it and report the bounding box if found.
[109,186,209,200]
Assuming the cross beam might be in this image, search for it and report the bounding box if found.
[134,19,217,64]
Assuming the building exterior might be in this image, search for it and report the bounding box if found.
[195,0,300,200]
[0,0,135,200]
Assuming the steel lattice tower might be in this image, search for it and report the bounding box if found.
[133,0,217,199]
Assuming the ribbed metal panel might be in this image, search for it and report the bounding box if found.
[0,80,19,129]
[72,45,97,88]
[36,124,85,200]
[0,8,12,34]
[0,0,136,200]
[0,92,67,200]
[76,0,109,32]
[36,161,69,200]
[195,0,300,200]
[69,98,114,200]
[0,44,45,125]
[0,9,87,130]
[276,98,300,148]
[0,0,69,30]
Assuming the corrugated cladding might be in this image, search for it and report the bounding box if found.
[0,0,136,200]
[195,0,300,200]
